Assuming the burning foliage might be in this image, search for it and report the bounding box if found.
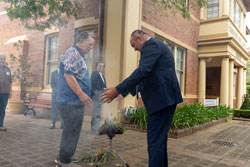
[82,147,115,164]
[98,119,125,139]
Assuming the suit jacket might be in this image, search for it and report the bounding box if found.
[51,70,59,100]
[91,70,106,98]
[116,38,183,115]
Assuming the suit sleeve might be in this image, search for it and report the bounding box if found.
[116,41,161,97]
[130,87,136,96]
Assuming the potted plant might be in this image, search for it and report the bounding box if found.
[7,40,33,114]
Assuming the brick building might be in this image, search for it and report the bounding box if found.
[0,0,249,118]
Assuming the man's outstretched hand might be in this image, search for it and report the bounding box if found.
[101,87,119,103]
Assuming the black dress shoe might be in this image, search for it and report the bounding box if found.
[49,124,55,129]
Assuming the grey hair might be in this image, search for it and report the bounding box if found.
[76,31,95,43]
[131,30,146,38]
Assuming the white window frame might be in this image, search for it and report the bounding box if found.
[176,47,185,89]
[234,0,241,29]
[44,33,59,87]
[156,36,186,93]
[207,0,219,19]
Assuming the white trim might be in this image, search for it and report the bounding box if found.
[74,17,99,29]
[4,35,28,45]
[0,11,7,16]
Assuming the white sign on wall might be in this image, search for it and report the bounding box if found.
[203,98,219,107]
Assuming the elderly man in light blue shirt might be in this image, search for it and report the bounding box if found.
[56,32,95,166]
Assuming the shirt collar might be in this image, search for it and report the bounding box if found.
[72,44,84,57]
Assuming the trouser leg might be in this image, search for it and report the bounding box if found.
[0,93,9,127]
[51,101,57,125]
[147,104,176,167]
[58,104,84,163]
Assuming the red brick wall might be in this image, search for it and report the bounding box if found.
[0,0,100,97]
[142,0,200,49]
[188,0,201,19]
[142,0,200,104]
[185,50,199,95]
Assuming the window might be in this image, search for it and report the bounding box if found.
[156,36,186,92]
[162,40,175,55]
[229,0,231,16]
[207,0,219,19]
[75,28,94,74]
[234,0,241,29]
[45,34,58,86]
[176,48,185,85]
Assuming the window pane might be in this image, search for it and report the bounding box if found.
[47,62,57,85]
[155,36,185,90]
[46,35,58,86]
[176,71,182,85]
[234,1,241,28]
[207,0,219,19]
[48,36,58,61]
[177,48,184,71]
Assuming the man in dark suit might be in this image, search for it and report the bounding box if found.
[90,61,106,133]
[101,30,183,167]
[50,67,64,129]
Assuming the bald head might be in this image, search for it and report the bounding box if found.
[130,30,149,51]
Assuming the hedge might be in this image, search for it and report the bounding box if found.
[234,109,250,118]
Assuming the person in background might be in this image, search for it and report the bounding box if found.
[0,55,12,131]
[49,66,64,129]
[55,31,95,167]
[90,61,106,133]
[101,30,183,167]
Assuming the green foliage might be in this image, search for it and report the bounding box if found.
[0,0,82,31]
[234,109,250,118]
[130,106,148,131]
[247,61,250,85]
[1,0,206,32]
[152,0,207,19]
[247,85,250,94]
[82,147,115,163]
[126,103,233,131]
[9,41,33,88]
[240,96,250,109]
[171,103,233,130]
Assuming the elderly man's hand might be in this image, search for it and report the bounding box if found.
[79,93,93,106]
[101,87,119,103]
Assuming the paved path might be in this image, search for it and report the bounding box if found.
[1,111,250,167]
